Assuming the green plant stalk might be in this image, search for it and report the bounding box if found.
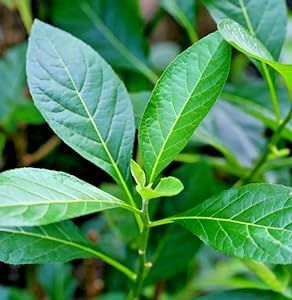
[239,0,281,123]
[16,0,33,33]
[261,63,281,123]
[129,198,151,299]
[243,260,286,292]
[239,105,292,185]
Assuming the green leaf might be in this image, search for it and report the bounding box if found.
[154,176,184,197]
[51,0,157,83]
[0,168,133,227]
[130,159,146,187]
[218,19,292,96]
[173,184,292,264]
[139,32,231,183]
[203,0,287,59]
[136,177,183,200]
[0,221,135,279]
[160,0,198,42]
[0,221,103,264]
[26,20,136,203]
[195,100,265,167]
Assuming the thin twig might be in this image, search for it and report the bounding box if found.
[19,135,61,167]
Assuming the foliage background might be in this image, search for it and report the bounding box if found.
[0,0,291,299]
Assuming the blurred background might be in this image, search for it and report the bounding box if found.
[0,1,291,299]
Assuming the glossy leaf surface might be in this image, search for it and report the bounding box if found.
[137,176,184,200]
[203,0,287,59]
[218,19,292,94]
[139,32,231,182]
[27,20,135,194]
[0,168,129,226]
[0,221,105,264]
[174,184,292,264]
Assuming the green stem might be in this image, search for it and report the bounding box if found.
[239,0,281,123]
[150,217,173,228]
[129,198,151,299]
[239,106,292,185]
[261,63,281,123]
[15,0,32,33]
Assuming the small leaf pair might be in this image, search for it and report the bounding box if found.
[130,160,183,200]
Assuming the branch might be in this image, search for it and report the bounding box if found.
[19,135,61,167]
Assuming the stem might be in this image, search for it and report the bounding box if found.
[129,198,151,299]
[261,63,281,123]
[239,0,281,123]
[239,106,292,185]
[19,135,61,167]
[150,218,173,228]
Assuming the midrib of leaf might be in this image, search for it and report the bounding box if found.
[172,216,292,233]
[80,2,158,84]
[151,215,292,234]
[0,200,139,214]
[46,39,136,210]
[0,226,136,280]
[0,176,134,210]
[149,40,224,183]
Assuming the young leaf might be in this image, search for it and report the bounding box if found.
[136,177,183,200]
[0,168,135,227]
[130,159,146,187]
[139,32,231,183]
[0,221,135,280]
[203,0,287,59]
[218,19,292,96]
[173,184,292,264]
[51,0,157,83]
[154,177,184,196]
[160,0,198,43]
[26,20,136,203]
